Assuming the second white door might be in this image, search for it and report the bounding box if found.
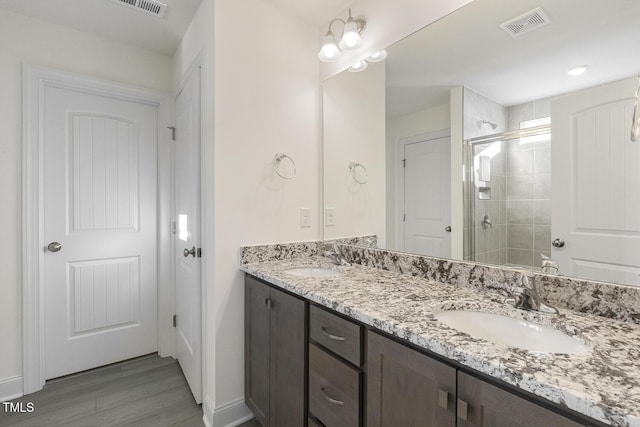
[174,67,203,403]
[403,136,452,257]
[551,76,640,285]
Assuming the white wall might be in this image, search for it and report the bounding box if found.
[172,0,321,424]
[386,104,451,248]
[0,8,172,396]
[323,62,386,244]
[319,0,474,80]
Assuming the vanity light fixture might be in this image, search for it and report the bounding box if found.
[348,60,368,73]
[567,65,589,76]
[318,8,367,62]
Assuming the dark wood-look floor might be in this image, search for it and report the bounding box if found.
[0,354,259,427]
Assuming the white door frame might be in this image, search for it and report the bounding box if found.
[22,64,171,394]
[395,129,451,251]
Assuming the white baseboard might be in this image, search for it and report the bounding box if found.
[203,395,253,427]
[0,376,23,402]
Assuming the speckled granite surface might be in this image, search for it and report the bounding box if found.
[240,254,640,426]
[338,245,640,324]
[239,241,320,264]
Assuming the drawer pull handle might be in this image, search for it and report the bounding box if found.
[320,387,344,406]
[321,326,346,342]
[438,389,448,409]
[457,399,468,420]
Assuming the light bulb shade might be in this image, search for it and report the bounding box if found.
[340,19,362,49]
[348,60,368,73]
[367,50,387,63]
[318,33,341,62]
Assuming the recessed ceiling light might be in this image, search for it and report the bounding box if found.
[567,65,589,76]
[367,50,387,63]
[348,60,368,73]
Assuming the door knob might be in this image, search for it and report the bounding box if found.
[47,242,62,252]
[183,246,196,258]
[552,238,565,248]
[445,226,452,232]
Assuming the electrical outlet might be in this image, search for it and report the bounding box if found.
[325,207,335,226]
[300,208,311,228]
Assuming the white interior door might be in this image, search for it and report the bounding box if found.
[552,76,640,285]
[43,85,158,379]
[174,67,202,403]
[404,136,452,257]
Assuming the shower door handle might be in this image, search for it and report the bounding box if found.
[445,226,452,232]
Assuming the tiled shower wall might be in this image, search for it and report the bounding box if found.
[464,90,554,269]
[463,88,507,264]
[505,98,553,267]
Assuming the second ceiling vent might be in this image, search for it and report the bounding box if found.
[109,0,168,18]
[500,7,551,38]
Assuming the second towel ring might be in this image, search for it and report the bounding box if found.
[273,153,296,179]
[348,162,368,184]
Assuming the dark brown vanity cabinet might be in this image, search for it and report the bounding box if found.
[367,331,457,427]
[308,305,363,427]
[244,275,598,427]
[457,371,585,427]
[244,276,306,427]
[367,331,587,427]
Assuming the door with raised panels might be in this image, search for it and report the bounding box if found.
[404,136,452,257]
[43,85,158,379]
[551,77,640,285]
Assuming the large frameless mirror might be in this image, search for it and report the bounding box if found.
[323,0,640,286]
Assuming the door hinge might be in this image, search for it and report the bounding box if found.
[172,314,177,327]
[167,126,176,141]
[403,213,406,222]
[402,159,406,168]
[171,221,176,235]
[197,248,202,258]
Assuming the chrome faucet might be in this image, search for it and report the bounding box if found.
[505,275,559,315]
[540,254,559,274]
[323,243,351,266]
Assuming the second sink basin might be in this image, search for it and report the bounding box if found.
[434,310,589,355]
[283,267,342,278]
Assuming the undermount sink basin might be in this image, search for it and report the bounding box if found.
[434,310,589,355]
[283,267,342,278]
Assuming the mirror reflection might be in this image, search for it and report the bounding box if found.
[323,0,640,286]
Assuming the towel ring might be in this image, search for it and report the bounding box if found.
[348,162,368,184]
[273,153,296,179]
[632,73,640,142]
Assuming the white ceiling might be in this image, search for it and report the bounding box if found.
[260,0,354,27]
[0,0,203,55]
[385,0,640,117]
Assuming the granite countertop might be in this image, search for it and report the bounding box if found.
[240,256,640,427]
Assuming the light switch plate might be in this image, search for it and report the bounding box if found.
[300,208,311,228]
[325,207,335,226]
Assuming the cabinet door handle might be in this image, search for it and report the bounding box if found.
[320,387,344,406]
[438,389,448,409]
[264,298,272,310]
[321,326,346,342]
[457,399,468,420]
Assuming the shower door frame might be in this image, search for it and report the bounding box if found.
[464,124,551,264]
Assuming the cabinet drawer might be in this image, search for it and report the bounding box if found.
[309,343,360,427]
[310,305,361,365]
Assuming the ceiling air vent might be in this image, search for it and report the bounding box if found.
[109,0,168,18]
[500,7,551,38]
